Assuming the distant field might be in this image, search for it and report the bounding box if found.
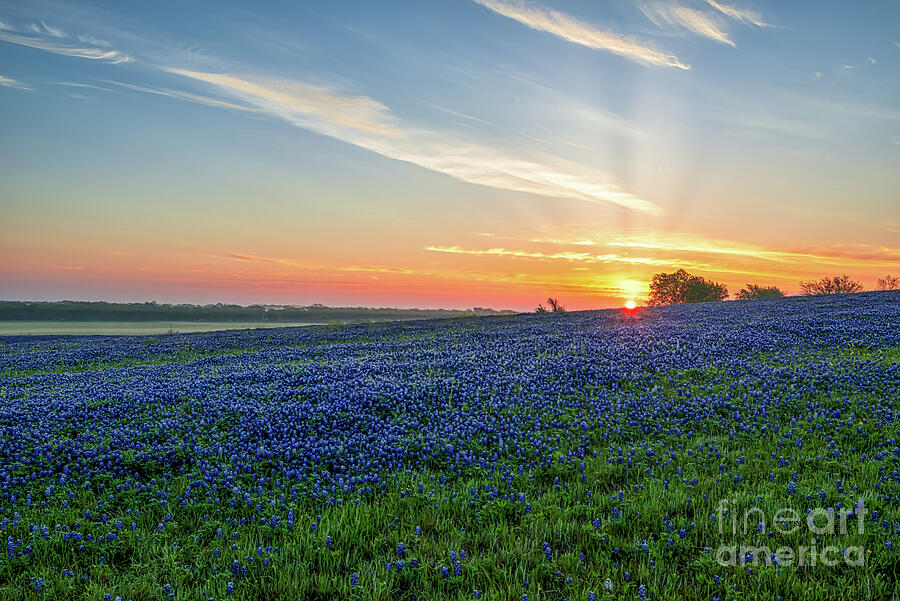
[0,321,323,335]
[1,291,898,600]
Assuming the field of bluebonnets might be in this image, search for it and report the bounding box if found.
[1,291,898,600]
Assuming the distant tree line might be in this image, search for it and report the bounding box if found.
[0,301,516,323]
[640,271,892,307]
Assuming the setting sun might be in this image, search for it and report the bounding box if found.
[625,300,637,310]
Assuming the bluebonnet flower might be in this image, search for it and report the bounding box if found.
[0,289,894,601]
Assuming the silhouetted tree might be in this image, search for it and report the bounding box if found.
[877,275,899,291]
[799,274,863,295]
[735,284,785,300]
[535,304,548,313]
[648,269,728,305]
[546,297,566,313]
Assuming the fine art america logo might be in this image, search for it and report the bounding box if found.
[714,498,867,567]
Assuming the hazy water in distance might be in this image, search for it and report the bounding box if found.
[0,321,324,336]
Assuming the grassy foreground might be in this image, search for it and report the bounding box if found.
[1,292,899,600]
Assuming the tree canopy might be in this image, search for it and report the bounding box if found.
[536,297,565,313]
[878,275,899,291]
[799,275,863,295]
[648,270,728,305]
[546,298,565,313]
[735,284,785,300]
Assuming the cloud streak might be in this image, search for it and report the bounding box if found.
[523,231,900,267]
[31,20,65,38]
[0,74,32,91]
[425,242,853,280]
[425,245,685,267]
[224,253,281,265]
[471,0,689,69]
[639,2,735,46]
[0,30,132,63]
[165,69,401,137]
[166,68,661,214]
[705,0,768,28]
[214,253,422,277]
[640,1,768,46]
[102,79,262,114]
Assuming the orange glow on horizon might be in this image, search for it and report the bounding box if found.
[2,223,897,311]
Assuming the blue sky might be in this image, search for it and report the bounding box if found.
[1,0,898,308]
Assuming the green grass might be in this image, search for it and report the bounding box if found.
[2,340,898,601]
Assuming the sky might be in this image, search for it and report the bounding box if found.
[1,0,898,310]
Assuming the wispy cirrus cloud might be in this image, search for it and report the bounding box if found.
[0,28,132,64]
[424,242,800,280]
[223,253,281,265]
[471,0,690,69]
[214,253,420,276]
[77,34,111,48]
[425,245,686,267]
[516,231,900,267]
[51,81,114,92]
[0,74,32,91]
[101,79,262,114]
[165,69,402,137]
[38,264,84,270]
[705,0,768,28]
[639,0,767,47]
[426,239,885,281]
[639,2,735,46]
[165,68,661,214]
[30,20,64,38]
